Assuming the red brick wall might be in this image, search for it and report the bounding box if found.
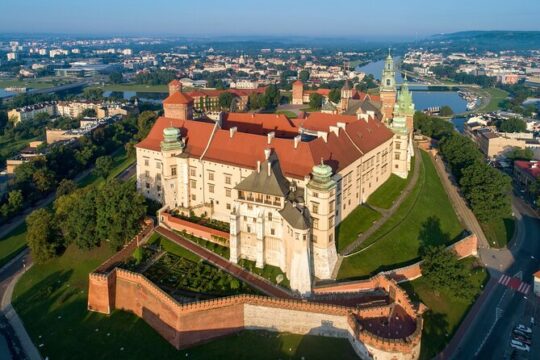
[161,211,229,245]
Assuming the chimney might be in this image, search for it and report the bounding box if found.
[294,135,301,149]
[267,131,275,144]
[367,110,375,119]
[257,160,261,173]
[359,113,369,122]
[337,122,346,130]
[230,126,237,138]
[264,148,271,160]
[329,126,340,136]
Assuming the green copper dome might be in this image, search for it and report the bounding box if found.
[307,161,336,191]
[161,127,184,151]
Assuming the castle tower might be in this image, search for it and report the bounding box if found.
[292,80,304,105]
[168,79,182,95]
[160,126,186,207]
[390,76,415,179]
[340,80,352,112]
[306,161,338,280]
[380,49,397,123]
[163,91,194,120]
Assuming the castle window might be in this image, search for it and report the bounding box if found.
[311,202,319,215]
[329,216,335,227]
[145,182,150,189]
[312,234,318,243]
[226,188,231,197]
[270,228,275,236]
[225,175,231,185]
[145,170,150,177]
[156,162,161,169]
[156,174,161,182]
[208,171,215,181]
[209,184,215,193]
[247,225,252,233]
[312,192,318,198]
[226,203,231,210]
[268,212,272,221]
[394,152,400,160]
[396,142,401,150]
[313,218,319,230]
[191,194,196,200]
[157,185,161,192]
[190,180,196,189]
[171,166,177,176]
[329,233,334,243]
[190,167,196,177]
[144,159,149,166]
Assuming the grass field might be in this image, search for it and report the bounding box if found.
[0,222,27,268]
[367,156,415,210]
[0,79,59,90]
[477,88,509,113]
[337,151,464,280]
[401,257,489,359]
[13,237,356,359]
[335,205,381,253]
[77,148,135,187]
[0,136,40,166]
[481,217,515,248]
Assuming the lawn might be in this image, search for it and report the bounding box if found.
[0,223,27,268]
[476,87,509,113]
[0,136,40,166]
[77,148,135,187]
[400,257,489,359]
[335,205,381,253]
[481,217,515,248]
[338,151,464,280]
[13,239,356,359]
[0,79,59,89]
[238,258,290,289]
[367,156,415,210]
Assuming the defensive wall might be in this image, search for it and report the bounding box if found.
[160,209,230,246]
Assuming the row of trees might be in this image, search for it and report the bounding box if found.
[27,179,146,263]
[134,69,177,85]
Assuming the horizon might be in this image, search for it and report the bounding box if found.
[1,0,539,39]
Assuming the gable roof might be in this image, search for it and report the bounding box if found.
[235,152,290,197]
[163,91,194,105]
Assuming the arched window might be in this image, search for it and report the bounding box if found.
[386,79,391,86]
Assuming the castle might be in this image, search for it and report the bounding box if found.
[135,53,415,294]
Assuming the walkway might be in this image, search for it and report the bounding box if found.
[155,226,294,299]
[341,146,422,256]
[0,249,41,360]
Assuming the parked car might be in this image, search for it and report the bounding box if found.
[516,324,532,334]
[512,334,531,345]
[510,341,530,352]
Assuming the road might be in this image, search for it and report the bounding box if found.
[442,196,540,359]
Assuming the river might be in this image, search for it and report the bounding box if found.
[356,58,468,113]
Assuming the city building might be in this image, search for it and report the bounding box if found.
[8,102,57,123]
[136,58,414,294]
[513,160,540,191]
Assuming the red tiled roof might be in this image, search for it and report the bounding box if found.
[185,87,267,99]
[515,160,540,179]
[163,91,194,105]
[222,113,299,137]
[137,113,393,179]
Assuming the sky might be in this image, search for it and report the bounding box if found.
[0,0,539,40]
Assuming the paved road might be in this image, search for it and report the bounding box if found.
[156,226,294,299]
[0,249,41,360]
[441,196,540,359]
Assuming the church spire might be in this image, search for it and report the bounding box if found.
[381,49,396,92]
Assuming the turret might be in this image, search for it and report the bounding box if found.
[292,80,304,105]
[380,49,397,123]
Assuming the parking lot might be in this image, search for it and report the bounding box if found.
[503,296,540,359]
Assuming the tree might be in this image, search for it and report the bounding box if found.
[109,71,123,84]
[459,162,512,222]
[136,111,157,140]
[95,180,146,248]
[7,190,24,213]
[439,134,483,179]
[55,187,99,250]
[83,87,104,101]
[94,155,113,179]
[497,117,526,133]
[26,208,59,263]
[421,245,476,299]
[56,179,77,198]
[309,93,323,110]
[81,108,97,118]
[328,88,341,104]
[505,147,534,161]
[32,168,56,193]
[299,70,310,82]
[439,105,454,117]
[218,92,234,110]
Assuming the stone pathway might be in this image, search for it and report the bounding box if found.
[341,146,422,256]
[155,226,294,299]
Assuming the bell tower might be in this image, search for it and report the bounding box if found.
[380,49,397,123]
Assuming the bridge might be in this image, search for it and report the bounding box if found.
[0,81,89,101]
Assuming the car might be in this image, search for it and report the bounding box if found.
[512,334,531,345]
[513,329,531,339]
[516,324,532,334]
[510,341,530,352]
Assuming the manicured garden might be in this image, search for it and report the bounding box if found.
[171,210,230,233]
[337,151,464,280]
[335,205,381,253]
[175,230,230,258]
[238,258,290,289]
[400,257,489,360]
